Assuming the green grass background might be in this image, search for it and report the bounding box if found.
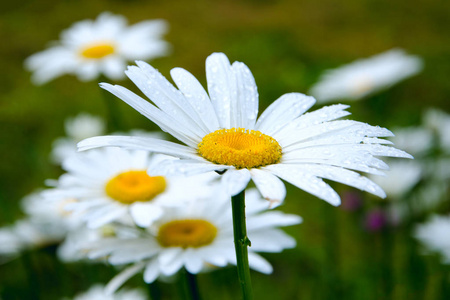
[0,0,449,299]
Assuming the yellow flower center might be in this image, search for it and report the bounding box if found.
[80,43,115,59]
[105,170,166,204]
[198,127,282,169]
[157,219,218,248]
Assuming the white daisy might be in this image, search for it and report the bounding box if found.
[369,161,422,200]
[45,147,219,228]
[25,12,170,85]
[85,189,301,293]
[0,191,83,257]
[309,49,423,103]
[79,52,412,206]
[0,226,23,259]
[69,284,147,300]
[423,108,450,153]
[413,214,450,264]
[51,113,106,164]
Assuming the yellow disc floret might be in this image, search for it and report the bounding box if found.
[198,127,282,169]
[105,170,166,204]
[80,43,115,59]
[157,219,218,248]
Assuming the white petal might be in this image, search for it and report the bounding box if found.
[130,203,164,227]
[289,104,351,129]
[231,61,259,129]
[170,67,219,132]
[105,262,146,294]
[86,205,125,228]
[206,53,236,128]
[221,169,251,196]
[143,259,161,283]
[158,247,182,266]
[247,211,302,231]
[250,169,286,208]
[249,229,297,252]
[100,83,200,147]
[147,158,231,177]
[183,250,204,274]
[266,164,341,206]
[126,62,207,138]
[255,93,315,136]
[248,252,273,274]
[298,164,386,198]
[78,136,199,160]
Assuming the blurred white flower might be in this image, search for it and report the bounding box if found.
[79,52,412,207]
[414,214,450,264]
[51,113,106,164]
[0,191,83,258]
[69,284,147,300]
[389,127,433,157]
[85,189,301,293]
[45,147,220,229]
[369,161,422,200]
[25,12,170,85]
[0,226,23,259]
[309,49,423,103]
[423,108,450,153]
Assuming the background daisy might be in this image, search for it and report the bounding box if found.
[25,12,170,84]
[84,188,301,292]
[45,147,219,228]
[309,49,423,103]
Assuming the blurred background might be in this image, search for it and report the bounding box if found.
[0,0,449,299]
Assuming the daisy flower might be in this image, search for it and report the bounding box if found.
[369,161,422,200]
[79,52,412,206]
[309,49,423,103]
[0,190,83,258]
[51,113,106,164]
[25,12,170,85]
[85,189,301,292]
[68,284,147,300]
[413,214,450,264]
[45,147,219,228]
[0,226,23,259]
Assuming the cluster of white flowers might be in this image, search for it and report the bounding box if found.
[9,10,447,299]
[369,108,450,222]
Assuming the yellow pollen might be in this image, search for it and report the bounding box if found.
[80,43,115,59]
[105,170,166,204]
[198,127,282,169]
[157,219,217,248]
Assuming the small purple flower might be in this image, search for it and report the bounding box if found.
[364,209,387,232]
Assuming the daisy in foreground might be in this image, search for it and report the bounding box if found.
[25,12,170,85]
[79,52,412,206]
[85,189,301,293]
[44,147,219,228]
[309,48,423,103]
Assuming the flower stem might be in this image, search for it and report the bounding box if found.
[147,281,161,300]
[231,190,253,300]
[179,268,201,300]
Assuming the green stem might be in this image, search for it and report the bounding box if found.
[179,268,201,300]
[147,281,161,300]
[231,190,253,300]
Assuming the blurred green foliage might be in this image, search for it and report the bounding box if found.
[0,0,449,299]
